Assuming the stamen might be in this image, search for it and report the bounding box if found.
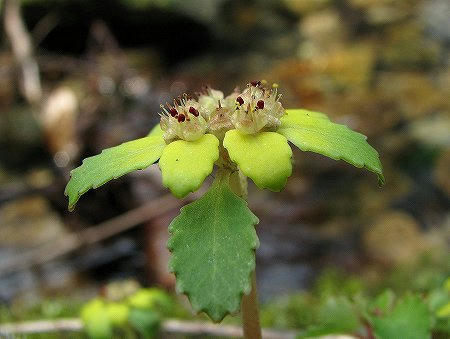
[169,108,178,117]
[236,96,244,105]
[257,100,264,109]
[250,80,261,87]
[177,114,186,122]
[189,106,199,116]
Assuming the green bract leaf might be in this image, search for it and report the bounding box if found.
[278,109,385,185]
[372,295,431,339]
[167,173,259,322]
[148,123,163,137]
[223,130,293,191]
[65,135,166,210]
[158,134,219,198]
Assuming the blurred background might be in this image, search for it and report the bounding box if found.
[0,0,449,337]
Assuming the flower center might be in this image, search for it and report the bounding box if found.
[159,81,286,142]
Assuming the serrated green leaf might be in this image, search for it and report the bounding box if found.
[278,109,385,185]
[223,130,292,191]
[65,135,166,210]
[158,134,219,198]
[372,294,431,339]
[167,172,259,322]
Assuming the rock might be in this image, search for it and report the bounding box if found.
[363,211,425,266]
[41,86,79,167]
[0,195,67,248]
[283,0,332,15]
[409,114,450,147]
[380,23,441,69]
[376,72,444,119]
[433,149,450,196]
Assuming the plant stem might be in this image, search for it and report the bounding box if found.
[229,169,262,339]
[242,271,262,339]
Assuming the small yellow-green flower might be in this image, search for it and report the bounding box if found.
[65,81,384,209]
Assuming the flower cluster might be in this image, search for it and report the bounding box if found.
[159,81,285,142]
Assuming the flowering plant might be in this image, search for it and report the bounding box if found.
[65,81,384,336]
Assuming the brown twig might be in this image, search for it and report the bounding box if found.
[3,0,42,104]
[0,194,181,276]
[0,318,297,339]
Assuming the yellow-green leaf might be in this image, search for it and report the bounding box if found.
[223,130,292,191]
[148,123,163,137]
[65,135,166,211]
[278,109,385,185]
[159,134,219,198]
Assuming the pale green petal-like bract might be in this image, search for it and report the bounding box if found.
[278,109,385,185]
[158,134,219,198]
[148,123,163,137]
[223,130,293,191]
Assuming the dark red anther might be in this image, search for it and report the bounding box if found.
[189,106,199,116]
[256,100,264,109]
[177,114,186,122]
[250,80,261,87]
[169,108,178,117]
[236,96,244,105]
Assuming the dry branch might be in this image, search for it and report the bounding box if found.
[0,318,297,339]
[0,194,180,276]
[3,0,42,104]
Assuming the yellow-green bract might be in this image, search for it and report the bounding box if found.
[65,108,384,209]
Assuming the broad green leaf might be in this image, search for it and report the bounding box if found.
[278,109,385,185]
[372,295,431,339]
[158,134,219,198]
[167,173,259,322]
[223,130,292,191]
[65,135,166,210]
[81,299,113,339]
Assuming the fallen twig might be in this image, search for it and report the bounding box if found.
[0,318,297,338]
[0,194,181,276]
[3,0,42,104]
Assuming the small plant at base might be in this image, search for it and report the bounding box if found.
[65,81,384,338]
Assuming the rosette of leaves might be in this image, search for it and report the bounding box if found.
[80,288,173,339]
[66,81,384,323]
